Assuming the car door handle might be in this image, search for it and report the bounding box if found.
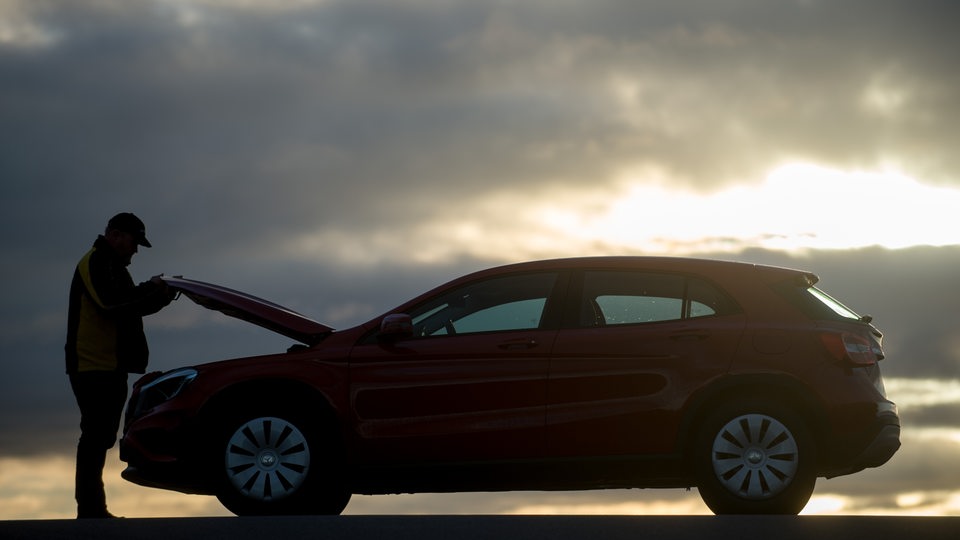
[498,339,539,350]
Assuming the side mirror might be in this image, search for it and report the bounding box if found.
[379,313,413,340]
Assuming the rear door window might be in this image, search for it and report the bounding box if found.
[578,271,738,327]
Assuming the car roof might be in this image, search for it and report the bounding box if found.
[466,256,813,281]
[389,256,817,316]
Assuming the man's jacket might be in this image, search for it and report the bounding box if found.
[65,236,170,374]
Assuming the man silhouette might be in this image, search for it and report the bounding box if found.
[65,213,173,518]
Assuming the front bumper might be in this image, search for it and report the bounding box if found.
[120,463,214,495]
[119,407,215,495]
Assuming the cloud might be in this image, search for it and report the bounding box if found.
[6,1,960,282]
[6,1,960,205]
[11,6,960,259]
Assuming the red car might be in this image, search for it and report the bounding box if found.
[120,257,900,515]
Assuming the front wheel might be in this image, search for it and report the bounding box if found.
[214,412,350,516]
[694,400,817,514]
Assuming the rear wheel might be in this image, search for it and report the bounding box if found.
[694,400,816,514]
[214,411,350,516]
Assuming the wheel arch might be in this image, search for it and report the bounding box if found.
[678,374,829,468]
[195,377,344,464]
[199,377,340,426]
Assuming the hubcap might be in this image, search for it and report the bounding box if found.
[225,417,310,501]
[711,413,799,500]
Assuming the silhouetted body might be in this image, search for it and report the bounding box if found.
[65,213,172,518]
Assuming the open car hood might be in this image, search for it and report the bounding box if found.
[161,276,333,345]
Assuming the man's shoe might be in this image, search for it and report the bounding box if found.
[77,509,120,519]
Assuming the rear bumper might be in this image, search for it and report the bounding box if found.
[823,405,901,478]
[852,422,901,467]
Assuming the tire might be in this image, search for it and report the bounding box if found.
[213,410,351,516]
[694,399,816,514]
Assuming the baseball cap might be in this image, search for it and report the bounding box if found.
[107,212,152,248]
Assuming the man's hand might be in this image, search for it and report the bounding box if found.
[150,275,178,301]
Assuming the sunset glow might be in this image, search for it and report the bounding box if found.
[295,163,960,266]
[285,163,960,265]
[527,164,960,256]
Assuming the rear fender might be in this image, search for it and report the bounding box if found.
[677,375,828,466]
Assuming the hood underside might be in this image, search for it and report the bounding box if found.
[161,276,333,345]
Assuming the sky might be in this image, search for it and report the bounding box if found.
[2,0,960,519]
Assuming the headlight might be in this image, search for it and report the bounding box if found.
[132,368,198,417]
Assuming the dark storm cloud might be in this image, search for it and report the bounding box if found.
[6,0,960,240]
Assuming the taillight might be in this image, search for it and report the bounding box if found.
[820,332,881,366]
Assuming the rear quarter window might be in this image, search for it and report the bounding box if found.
[773,279,864,322]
